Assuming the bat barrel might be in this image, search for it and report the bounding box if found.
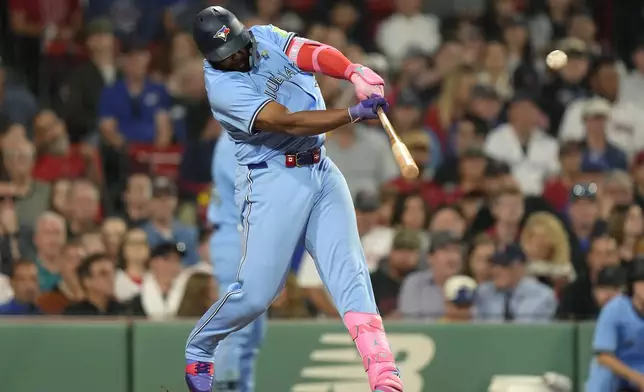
[377,107,420,179]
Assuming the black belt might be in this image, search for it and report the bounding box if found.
[247,148,321,170]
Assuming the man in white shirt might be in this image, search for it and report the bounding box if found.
[376,0,441,65]
[297,191,394,317]
[484,93,560,195]
[559,56,644,158]
[620,38,644,111]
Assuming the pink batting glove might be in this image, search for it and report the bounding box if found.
[346,64,385,101]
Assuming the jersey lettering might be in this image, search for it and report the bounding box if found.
[263,63,301,99]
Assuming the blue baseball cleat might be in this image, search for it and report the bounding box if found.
[185,361,214,392]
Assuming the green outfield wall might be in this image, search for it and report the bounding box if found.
[0,320,595,392]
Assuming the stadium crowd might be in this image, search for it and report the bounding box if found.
[0,0,643,323]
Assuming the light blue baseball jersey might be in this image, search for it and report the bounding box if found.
[208,133,239,228]
[204,24,326,165]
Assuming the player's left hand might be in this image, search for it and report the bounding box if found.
[347,64,385,100]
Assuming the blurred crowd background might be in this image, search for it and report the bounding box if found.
[0,0,643,323]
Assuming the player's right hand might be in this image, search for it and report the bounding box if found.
[348,94,389,123]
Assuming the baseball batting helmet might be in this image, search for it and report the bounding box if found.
[192,6,255,64]
[626,256,644,296]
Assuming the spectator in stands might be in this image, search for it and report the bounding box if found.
[435,116,488,185]
[458,190,487,226]
[128,242,187,319]
[253,0,303,33]
[487,186,524,248]
[602,170,635,208]
[607,204,644,262]
[540,39,590,135]
[425,65,477,144]
[80,230,106,256]
[0,57,38,129]
[371,229,421,318]
[441,275,477,322]
[557,236,621,320]
[67,180,100,238]
[465,234,495,283]
[559,56,644,158]
[475,244,557,322]
[567,11,599,54]
[375,0,441,64]
[521,212,574,290]
[0,197,21,275]
[31,110,102,184]
[477,41,512,100]
[325,122,398,197]
[484,93,560,196]
[64,253,124,316]
[101,217,127,261]
[122,173,152,228]
[0,260,40,315]
[477,0,517,40]
[621,37,644,111]
[542,141,584,212]
[592,265,626,309]
[566,183,609,273]
[50,178,71,217]
[388,131,448,207]
[390,89,443,170]
[502,15,533,75]
[177,271,217,317]
[114,228,149,302]
[37,240,86,314]
[390,193,430,251]
[31,212,66,291]
[428,205,467,241]
[466,84,502,129]
[3,138,50,240]
[528,0,574,54]
[142,177,198,266]
[633,152,644,210]
[579,98,628,172]
[98,41,172,148]
[62,19,117,143]
[398,231,463,320]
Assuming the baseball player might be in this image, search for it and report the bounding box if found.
[185,6,402,392]
[208,133,267,392]
[586,256,644,392]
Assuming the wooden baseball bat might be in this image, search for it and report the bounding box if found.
[377,107,420,179]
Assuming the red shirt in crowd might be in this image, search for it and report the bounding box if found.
[32,145,101,183]
[542,177,571,213]
[388,177,446,209]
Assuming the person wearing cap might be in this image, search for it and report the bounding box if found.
[61,18,117,143]
[620,37,644,112]
[540,38,590,134]
[467,84,502,128]
[324,121,399,199]
[370,229,421,317]
[441,275,477,322]
[63,254,125,316]
[586,257,644,392]
[592,265,626,309]
[398,231,463,320]
[127,242,187,319]
[579,98,628,173]
[559,55,644,158]
[475,243,556,322]
[98,40,173,148]
[484,90,559,195]
[542,141,584,212]
[141,177,198,266]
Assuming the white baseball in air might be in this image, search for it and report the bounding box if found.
[546,50,568,70]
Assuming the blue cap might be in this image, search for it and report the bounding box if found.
[490,244,526,266]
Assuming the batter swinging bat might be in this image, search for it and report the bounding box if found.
[377,107,420,179]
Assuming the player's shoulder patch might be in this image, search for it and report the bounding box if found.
[270,25,289,38]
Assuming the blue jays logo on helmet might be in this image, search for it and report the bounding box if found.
[215,25,231,41]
